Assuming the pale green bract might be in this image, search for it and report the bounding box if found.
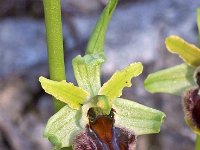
[39,77,90,109]
[144,63,196,96]
[86,0,118,54]
[99,62,143,100]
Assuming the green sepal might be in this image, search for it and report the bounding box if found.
[86,0,118,55]
[112,98,165,135]
[144,63,196,96]
[39,76,90,109]
[72,54,105,96]
[99,62,143,100]
[44,105,82,149]
[166,35,200,67]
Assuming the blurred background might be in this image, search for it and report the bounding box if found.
[0,0,200,149]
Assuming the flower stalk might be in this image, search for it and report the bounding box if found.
[195,8,200,149]
[195,135,200,150]
[43,0,66,112]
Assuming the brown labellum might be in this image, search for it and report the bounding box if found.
[183,88,200,129]
[73,108,136,150]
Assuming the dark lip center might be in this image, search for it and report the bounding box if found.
[86,108,136,150]
[196,72,200,87]
[192,90,200,128]
[87,108,115,148]
[184,88,200,128]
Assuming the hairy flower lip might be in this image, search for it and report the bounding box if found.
[74,106,137,150]
[73,123,137,150]
[183,88,200,130]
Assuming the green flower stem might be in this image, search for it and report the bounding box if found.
[196,8,200,150]
[43,0,66,112]
[195,135,200,150]
[197,8,200,47]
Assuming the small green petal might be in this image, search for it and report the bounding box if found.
[80,95,111,127]
[72,54,105,96]
[99,62,143,100]
[96,95,111,115]
[39,76,90,110]
[86,0,118,55]
[166,35,200,67]
[144,63,196,96]
[44,105,82,149]
[113,98,165,135]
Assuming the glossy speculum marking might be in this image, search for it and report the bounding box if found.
[73,108,136,150]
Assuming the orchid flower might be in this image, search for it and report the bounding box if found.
[144,9,200,135]
[39,0,165,149]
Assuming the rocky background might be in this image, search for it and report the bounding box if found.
[0,0,200,150]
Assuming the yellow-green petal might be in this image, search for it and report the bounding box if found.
[166,35,200,66]
[39,76,90,110]
[99,62,143,101]
[44,105,82,149]
[144,63,196,96]
[113,98,165,135]
[80,95,111,128]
